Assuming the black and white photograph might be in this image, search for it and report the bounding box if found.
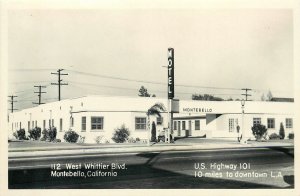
[1,0,299,195]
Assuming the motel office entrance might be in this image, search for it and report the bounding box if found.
[174,120,192,137]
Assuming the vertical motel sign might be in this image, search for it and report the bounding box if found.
[168,48,174,99]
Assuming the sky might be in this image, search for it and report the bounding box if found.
[7,9,294,110]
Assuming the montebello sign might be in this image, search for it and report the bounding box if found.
[168,48,174,99]
[182,107,213,113]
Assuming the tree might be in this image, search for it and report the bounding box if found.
[251,124,267,141]
[279,122,285,139]
[261,93,266,101]
[138,86,151,97]
[266,90,273,101]
[146,103,166,145]
[151,121,157,142]
[192,93,224,101]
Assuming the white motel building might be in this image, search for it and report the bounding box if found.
[8,95,294,143]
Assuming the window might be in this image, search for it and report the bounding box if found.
[195,120,200,130]
[135,117,146,130]
[286,118,293,128]
[182,121,186,130]
[253,118,261,126]
[49,120,51,127]
[60,118,63,132]
[91,117,103,130]
[32,121,34,129]
[52,119,54,127]
[28,121,30,131]
[173,121,177,130]
[267,118,275,129]
[82,117,86,131]
[229,118,234,132]
[35,120,37,127]
[157,117,163,125]
[19,122,21,129]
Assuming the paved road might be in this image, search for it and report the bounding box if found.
[9,146,294,189]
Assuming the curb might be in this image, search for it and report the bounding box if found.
[8,144,294,159]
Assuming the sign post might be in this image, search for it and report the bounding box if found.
[167,48,174,143]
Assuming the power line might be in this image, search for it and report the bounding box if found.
[9,80,52,85]
[44,98,57,101]
[8,68,293,94]
[8,95,18,113]
[51,69,68,101]
[13,88,34,94]
[70,82,241,97]
[33,85,47,105]
[20,95,37,100]
[9,68,56,72]
[241,88,252,101]
[67,69,242,91]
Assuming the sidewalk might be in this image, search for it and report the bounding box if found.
[8,139,294,159]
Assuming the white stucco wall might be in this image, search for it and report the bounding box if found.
[8,95,169,142]
[8,96,294,142]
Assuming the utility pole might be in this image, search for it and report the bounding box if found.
[241,88,252,101]
[8,95,18,113]
[33,85,46,105]
[51,69,68,101]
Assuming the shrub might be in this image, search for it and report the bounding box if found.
[41,129,48,141]
[28,127,41,140]
[269,133,281,140]
[136,137,140,142]
[288,133,294,139]
[64,130,79,143]
[41,127,57,142]
[112,124,130,143]
[49,127,57,141]
[15,129,27,140]
[151,122,157,142]
[158,135,165,142]
[94,136,104,144]
[279,122,285,139]
[252,124,267,141]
